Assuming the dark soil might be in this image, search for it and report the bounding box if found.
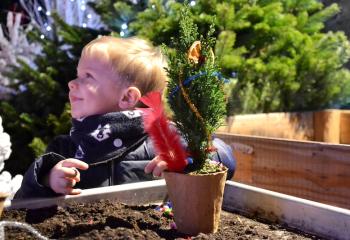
[1,199,324,240]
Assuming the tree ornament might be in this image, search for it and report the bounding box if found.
[188,40,201,64]
[187,40,215,66]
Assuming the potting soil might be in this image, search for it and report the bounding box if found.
[1,199,324,239]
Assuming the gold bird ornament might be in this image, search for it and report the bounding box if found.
[188,41,202,64]
[187,41,215,65]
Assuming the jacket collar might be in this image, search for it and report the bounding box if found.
[70,110,146,163]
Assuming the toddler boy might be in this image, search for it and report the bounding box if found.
[15,36,235,199]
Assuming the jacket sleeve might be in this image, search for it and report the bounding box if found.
[14,136,74,199]
[212,138,236,180]
[114,138,156,185]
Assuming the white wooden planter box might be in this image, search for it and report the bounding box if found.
[5,180,350,240]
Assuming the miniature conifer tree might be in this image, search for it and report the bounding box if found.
[163,5,226,173]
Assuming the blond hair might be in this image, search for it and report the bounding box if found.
[82,36,167,95]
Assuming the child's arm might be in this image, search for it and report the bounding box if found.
[144,138,236,179]
[14,136,88,199]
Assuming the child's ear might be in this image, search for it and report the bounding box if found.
[118,87,141,110]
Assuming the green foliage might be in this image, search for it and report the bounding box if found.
[92,0,148,37]
[219,1,350,114]
[0,14,106,174]
[29,137,47,158]
[163,5,226,171]
[47,103,73,136]
[130,1,183,45]
[114,0,350,114]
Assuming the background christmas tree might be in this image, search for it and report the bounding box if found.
[125,0,350,114]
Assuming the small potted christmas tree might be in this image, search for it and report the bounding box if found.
[139,5,228,235]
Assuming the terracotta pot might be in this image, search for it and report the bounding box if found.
[0,192,9,218]
[163,169,227,235]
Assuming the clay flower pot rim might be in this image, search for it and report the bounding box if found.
[166,167,228,177]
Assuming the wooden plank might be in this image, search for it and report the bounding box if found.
[314,109,341,143]
[232,144,253,183]
[215,133,350,209]
[218,109,350,143]
[340,110,350,144]
[217,111,314,141]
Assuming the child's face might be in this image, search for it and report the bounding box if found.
[68,55,125,119]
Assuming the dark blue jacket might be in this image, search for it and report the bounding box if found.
[15,136,235,199]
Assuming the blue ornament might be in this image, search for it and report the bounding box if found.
[186,157,193,165]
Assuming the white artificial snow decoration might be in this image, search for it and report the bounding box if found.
[129,0,139,4]
[19,0,105,39]
[0,11,42,99]
[0,116,23,198]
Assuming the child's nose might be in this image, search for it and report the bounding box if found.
[68,80,78,90]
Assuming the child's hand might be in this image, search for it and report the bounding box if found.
[144,156,168,177]
[48,159,89,195]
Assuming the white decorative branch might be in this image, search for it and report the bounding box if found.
[20,0,105,39]
[0,11,41,99]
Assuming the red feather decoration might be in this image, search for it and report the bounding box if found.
[138,92,188,172]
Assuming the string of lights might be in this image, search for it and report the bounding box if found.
[18,0,196,39]
[118,0,196,37]
[19,0,105,39]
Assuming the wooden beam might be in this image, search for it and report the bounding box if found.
[340,110,350,144]
[217,111,314,141]
[218,109,350,144]
[314,109,341,143]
